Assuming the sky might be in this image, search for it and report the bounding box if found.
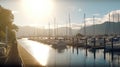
[0,0,120,28]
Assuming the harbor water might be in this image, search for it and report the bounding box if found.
[18,38,120,67]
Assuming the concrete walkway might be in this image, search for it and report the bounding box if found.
[18,44,43,67]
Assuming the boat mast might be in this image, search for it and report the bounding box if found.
[118,11,119,22]
[66,19,68,38]
[48,22,50,39]
[54,17,56,38]
[56,21,58,39]
[93,16,95,36]
[84,13,86,36]
[112,12,115,35]
[109,13,111,35]
[118,12,120,35]
[68,12,72,37]
[42,26,44,36]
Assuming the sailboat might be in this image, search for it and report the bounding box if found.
[51,18,67,49]
[105,12,120,52]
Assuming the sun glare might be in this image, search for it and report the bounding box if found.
[21,39,50,66]
[21,0,54,19]
[31,43,50,66]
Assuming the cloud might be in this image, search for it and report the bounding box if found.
[71,23,82,29]
[85,17,102,26]
[61,10,120,29]
[59,17,102,29]
[81,10,120,26]
[102,10,120,22]
[75,17,102,27]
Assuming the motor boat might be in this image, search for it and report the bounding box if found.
[52,40,67,49]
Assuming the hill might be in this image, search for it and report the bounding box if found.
[80,22,120,35]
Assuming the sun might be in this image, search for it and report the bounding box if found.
[21,0,54,19]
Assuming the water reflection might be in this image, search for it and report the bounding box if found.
[18,38,50,66]
[18,39,120,67]
[57,48,65,53]
[71,46,120,67]
[50,47,66,53]
[51,40,67,53]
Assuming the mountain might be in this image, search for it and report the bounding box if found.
[16,26,79,37]
[16,22,120,37]
[80,22,120,35]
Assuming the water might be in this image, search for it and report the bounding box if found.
[18,38,120,67]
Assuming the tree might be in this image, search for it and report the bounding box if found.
[0,5,18,42]
[0,31,5,41]
[12,24,19,32]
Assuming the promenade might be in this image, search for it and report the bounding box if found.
[18,43,43,67]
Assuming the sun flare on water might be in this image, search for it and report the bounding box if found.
[22,39,50,66]
[21,0,54,19]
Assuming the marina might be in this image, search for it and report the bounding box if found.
[1,0,120,66]
[25,34,120,52]
[17,38,120,67]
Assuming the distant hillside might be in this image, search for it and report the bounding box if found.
[80,22,120,35]
[16,26,79,37]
